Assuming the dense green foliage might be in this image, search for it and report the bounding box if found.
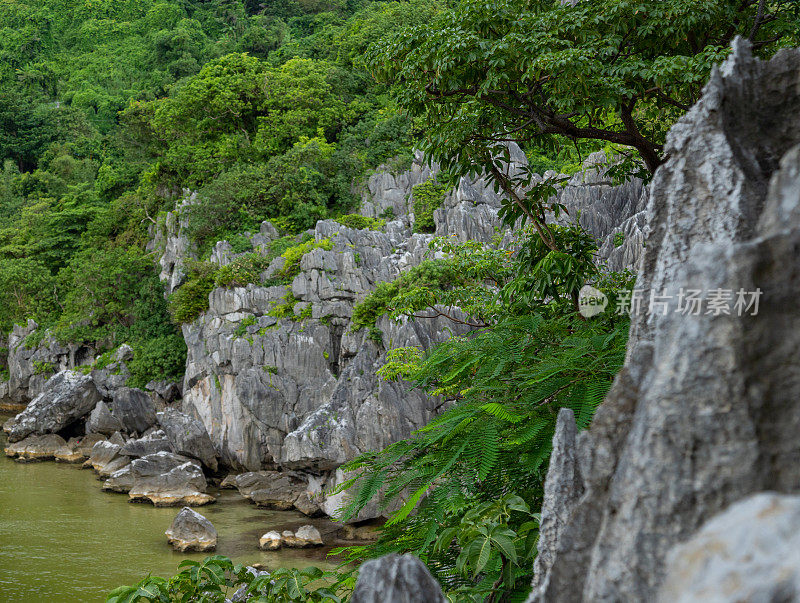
[107,555,354,602]
[411,179,447,233]
[0,0,436,385]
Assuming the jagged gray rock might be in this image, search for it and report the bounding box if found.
[350,554,446,603]
[529,39,800,602]
[157,408,218,472]
[86,401,124,436]
[128,451,213,506]
[658,493,800,603]
[165,507,217,552]
[8,371,102,442]
[89,440,131,477]
[111,388,157,435]
[233,470,316,512]
[119,430,172,457]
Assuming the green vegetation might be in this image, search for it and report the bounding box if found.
[334,214,386,231]
[338,229,633,598]
[411,179,447,233]
[0,0,439,386]
[107,556,353,603]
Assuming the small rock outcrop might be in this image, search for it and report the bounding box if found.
[283,524,323,548]
[233,471,318,514]
[658,493,800,603]
[165,507,217,552]
[128,451,214,506]
[258,530,282,550]
[4,433,71,462]
[8,371,102,442]
[350,554,446,603]
[528,40,800,602]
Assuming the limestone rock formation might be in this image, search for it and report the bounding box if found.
[658,493,800,603]
[128,451,214,506]
[86,401,124,436]
[89,440,131,477]
[233,470,317,513]
[529,39,800,602]
[119,430,172,458]
[165,507,217,552]
[111,387,157,435]
[282,524,323,548]
[8,371,102,442]
[157,408,218,472]
[4,433,72,462]
[350,554,446,603]
[258,530,282,550]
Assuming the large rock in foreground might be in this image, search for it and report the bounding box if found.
[658,493,800,603]
[529,39,800,602]
[165,507,217,552]
[350,554,446,603]
[8,371,101,442]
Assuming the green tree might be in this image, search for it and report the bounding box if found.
[368,0,798,177]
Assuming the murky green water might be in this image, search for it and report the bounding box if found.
[0,414,338,602]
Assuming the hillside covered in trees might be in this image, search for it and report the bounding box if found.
[1,0,799,602]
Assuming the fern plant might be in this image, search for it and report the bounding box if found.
[336,228,633,600]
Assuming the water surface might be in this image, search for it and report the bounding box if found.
[0,414,338,602]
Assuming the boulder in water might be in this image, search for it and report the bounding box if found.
[165,507,217,552]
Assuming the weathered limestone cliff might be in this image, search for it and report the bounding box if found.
[530,39,800,602]
[144,145,645,519]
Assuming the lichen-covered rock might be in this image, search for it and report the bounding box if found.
[157,408,218,472]
[111,387,157,435]
[529,39,800,602]
[8,371,102,443]
[658,493,800,603]
[4,433,71,462]
[165,507,217,552]
[128,451,214,506]
[350,554,446,603]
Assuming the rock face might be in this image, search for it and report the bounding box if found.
[144,140,645,521]
[157,408,218,472]
[111,387,157,435]
[529,40,800,602]
[165,507,217,552]
[658,493,800,603]
[8,371,102,442]
[350,554,446,603]
[86,401,124,436]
